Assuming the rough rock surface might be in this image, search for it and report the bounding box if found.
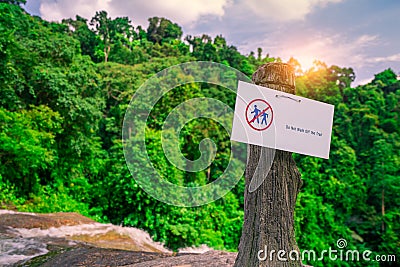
[29,248,237,267]
[0,211,95,229]
[0,210,237,267]
[128,251,237,267]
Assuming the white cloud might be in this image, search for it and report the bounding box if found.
[112,0,231,26]
[238,31,381,72]
[357,77,373,85]
[237,31,393,85]
[40,0,112,22]
[354,34,379,47]
[366,53,400,63]
[246,0,343,21]
[39,0,231,26]
[276,33,379,70]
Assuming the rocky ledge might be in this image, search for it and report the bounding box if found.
[0,210,237,267]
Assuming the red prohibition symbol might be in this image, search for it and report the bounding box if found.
[245,98,274,131]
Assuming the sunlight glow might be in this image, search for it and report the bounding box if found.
[295,55,318,72]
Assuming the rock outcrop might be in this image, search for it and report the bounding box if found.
[0,210,236,267]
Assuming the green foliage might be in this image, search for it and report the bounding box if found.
[1,0,26,5]
[19,185,91,216]
[0,174,26,208]
[294,62,399,265]
[63,16,100,61]
[0,3,398,261]
[147,17,183,44]
[90,11,135,62]
[0,106,62,195]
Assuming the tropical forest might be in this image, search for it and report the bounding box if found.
[0,1,399,266]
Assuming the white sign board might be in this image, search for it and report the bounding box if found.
[231,81,334,159]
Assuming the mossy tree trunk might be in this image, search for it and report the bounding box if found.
[234,63,303,267]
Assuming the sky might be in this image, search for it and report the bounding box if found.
[24,0,400,85]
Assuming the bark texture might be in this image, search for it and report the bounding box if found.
[234,63,303,267]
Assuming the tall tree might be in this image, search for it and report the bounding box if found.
[147,17,182,44]
[90,11,133,62]
[63,15,100,61]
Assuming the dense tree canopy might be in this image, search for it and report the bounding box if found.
[0,3,399,266]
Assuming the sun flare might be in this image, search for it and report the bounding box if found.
[295,55,318,72]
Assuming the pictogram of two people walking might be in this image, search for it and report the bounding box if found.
[251,105,269,125]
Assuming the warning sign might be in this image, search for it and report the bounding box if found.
[245,99,273,131]
[231,81,335,159]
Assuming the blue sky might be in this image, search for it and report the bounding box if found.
[24,0,400,85]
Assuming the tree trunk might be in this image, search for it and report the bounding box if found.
[234,63,303,267]
[104,45,111,62]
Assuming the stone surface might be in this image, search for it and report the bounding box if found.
[0,210,236,267]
